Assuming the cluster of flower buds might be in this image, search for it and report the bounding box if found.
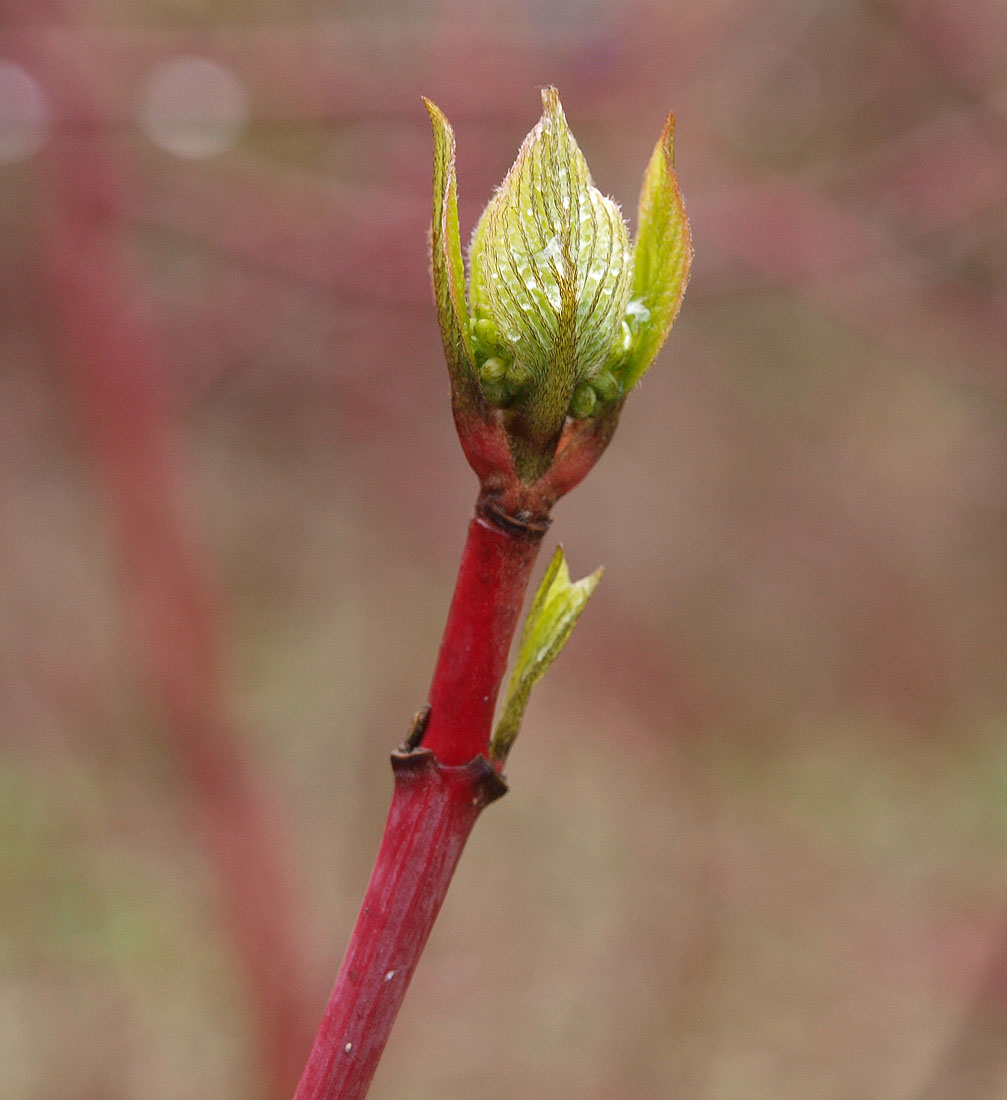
[427,87,691,488]
[469,299,655,420]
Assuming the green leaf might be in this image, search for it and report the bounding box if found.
[469,88,632,469]
[490,545,602,765]
[621,112,693,390]
[424,98,475,396]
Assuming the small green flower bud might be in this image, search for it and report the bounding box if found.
[479,356,509,383]
[570,382,597,419]
[505,360,530,388]
[473,317,498,348]
[591,369,620,404]
[480,378,509,405]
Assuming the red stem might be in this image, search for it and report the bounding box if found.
[22,28,316,1094]
[294,750,506,1100]
[294,503,544,1100]
[422,508,545,765]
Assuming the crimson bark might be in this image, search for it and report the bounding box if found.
[293,751,506,1100]
[423,509,545,765]
[293,502,544,1100]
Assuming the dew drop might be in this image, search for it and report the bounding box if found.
[535,234,562,266]
[626,298,651,324]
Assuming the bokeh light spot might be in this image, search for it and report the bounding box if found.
[139,56,247,159]
[0,62,51,164]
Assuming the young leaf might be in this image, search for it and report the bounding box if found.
[424,98,476,397]
[490,545,602,765]
[621,112,693,390]
[469,88,633,473]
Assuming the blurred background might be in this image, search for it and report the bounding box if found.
[2,0,1006,1097]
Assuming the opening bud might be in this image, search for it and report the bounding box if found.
[426,88,691,491]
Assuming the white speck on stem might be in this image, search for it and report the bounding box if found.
[344,1042,353,1054]
[384,970,396,981]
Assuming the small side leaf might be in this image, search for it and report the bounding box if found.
[621,112,693,390]
[424,98,475,394]
[490,546,602,765]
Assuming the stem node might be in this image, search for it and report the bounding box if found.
[294,748,507,1100]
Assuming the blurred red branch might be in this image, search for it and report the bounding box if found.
[23,28,317,1099]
